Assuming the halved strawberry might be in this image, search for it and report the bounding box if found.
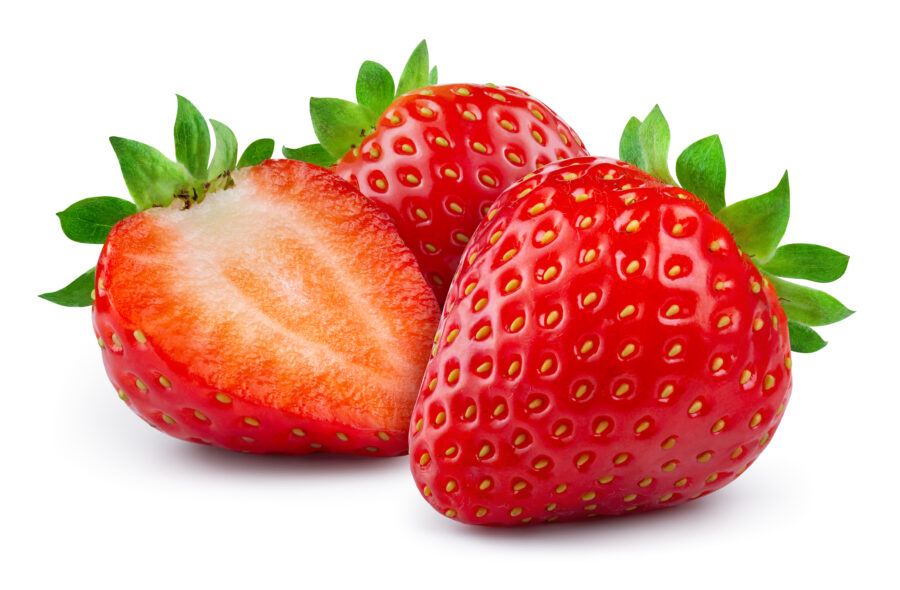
[42,98,440,455]
[284,41,588,302]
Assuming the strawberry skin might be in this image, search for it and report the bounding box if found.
[94,159,440,455]
[409,157,792,524]
[334,84,588,302]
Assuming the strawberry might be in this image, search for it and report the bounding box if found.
[409,107,852,524]
[42,97,439,455]
[284,41,588,302]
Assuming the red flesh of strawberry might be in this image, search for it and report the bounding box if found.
[335,84,588,302]
[409,157,792,524]
[94,159,440,455]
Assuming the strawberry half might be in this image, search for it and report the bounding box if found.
[284,41,588,302]
[42,98,439,455]
[409,107,852,524]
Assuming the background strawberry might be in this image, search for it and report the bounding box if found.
[409,107,852,524]
[284,41,588,302]
[41,97,440,455]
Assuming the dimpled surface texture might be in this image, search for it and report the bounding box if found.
[409,156,792,525]
[335,84,588,303]
[93,159,440,455]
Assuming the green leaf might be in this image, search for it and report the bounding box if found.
[788,321,827,353]
[619,116,646,171]
[395,40,429,97]
[760,243,849,283]
[309,97,377,159]
[282,143,336,167]
[109,136,192,211]
[356,60,395,115]
[717,171,790,263]
[767,275,854,327]
[676,135,726,212]
[638,105,676,185]
[237,138,275,168]
[429,66,438,85]
[57,197,136,244]
[39,268,96,307]
[207,119,238,179]
[173,95,211,179]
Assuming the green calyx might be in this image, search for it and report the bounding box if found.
[283,40,438,167]
[40,96,274,307]
[619,105,852,353]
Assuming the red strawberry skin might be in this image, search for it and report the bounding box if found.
[409,156,792,524]
[334,84,588,302]
[94,159,440,456]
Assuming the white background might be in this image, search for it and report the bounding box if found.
[2,1,897,588]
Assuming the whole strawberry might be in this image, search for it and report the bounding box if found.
[409,107,851,524]
[284,41,588,302]
[42,97,440,455]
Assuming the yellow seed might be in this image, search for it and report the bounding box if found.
[479,478,492,490]
[158,376,171,388]
[475,325,491,340]
[625,220,641,233]
[493,403,506,417]
[668,265,682,277]
[528,398,544,410]
[517,187,533,199]
[545,503,557,511]
[446,329,460,345]
[764,374,776,390]
[244,417,260,427]
[375,179,387,190]
[662,461,677,472]
[672,223,684,236]
[445,509,456,517]
[401,143,414,153]
[135,379,148,391]
[635,420,650,434]
[668,343,683,357]
[462,110,476,121]
[514,433,528,446]
[579,217,593,228]
[581,491,597,501]
[697,451,712,463]
[456,87,470,96]
[292,428,306,437]
[706,473,719,483]
[420,107,434,117]
[415,208,428,219]
[709,240,721,252]
[576,453,591,467]
[502,248,517,261]
[715,281,726,291]
[465,282,477,296]
[161,414,175,425]
[474,298,488,312]
[419,453,431,466]
[665,304,680,317]
[424,243,437,253]
[434,411,446,425]
[675,478,688,487]
[620,304,636,318]
[111,333,122,347]
[443,168,459,179]
[476,361,492,374]
[531,109,544,121]
[476,507,488,518]
[575,384,589,399]
[500,119,515,131]
[532,130,544,143]
[626,260,640,274]
[776,403,785,416]
[584,248,597,262]
[510,507,523,517]
[753,317,765,331]
[534,458,550,469]
[472,142,487,153]
[621,343,636,357]
[507,360,521,375]
[639,478,653,487]
[562,172,578,181]
[660,384,675,399]
[574,191,591,203]
[623,494,638,502]
[760,433,770,446]
[540,358,553,373]
[731,446,744,458]
[785,357,793,370]
[543,266,558,281]
[336,432,348,441]
[510,316,524,332]
[750,413,763,427]
[513,480,527,491]
[507,152,522,164]
[711,357,724,371]
[389,115,400,124]
[614,453,629,465]
[740,369,752,385]
[445,480,458,492]
[133,330,147,343]
[528,202,547,215]
[193,410,207,421]
[369,147,380,158]
[712,419,725,433]
[117,389,127,401]
[614,383,630,397]
[689,400,703,414]
[623,193,637,205]
[546,310,560,325]
[594,420,610,435]
[660,493,674,502]
[489,230,503,244]
[406,173,420,184]
[597,476,614,484]
[661,436,677,450]
[98,337,105,349]
[505,278,521,292]
[480,174,496,187]
[447,368,460,384]
[428,378,437,391]
[490,92,506,102]
[717,316,731,328]
[560,133,569,145]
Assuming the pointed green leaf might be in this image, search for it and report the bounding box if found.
[768,275,854,327]
[429,66,438,85]
[676,135,726,212]
[39,268,96,307]
[637,105,676,185]
[57,197,136,244]
[237,139,274,168]
[282,143,336,167]
[310,97,377,159]
[788,321,827,353]
[208,119,238,179]
[395,40,429,97]
[619,116,646,170]
[717,171,790,263]
[760,243,849,283]
[174,95,211,179]
[109,136,192,210]
[356,60,395,115]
